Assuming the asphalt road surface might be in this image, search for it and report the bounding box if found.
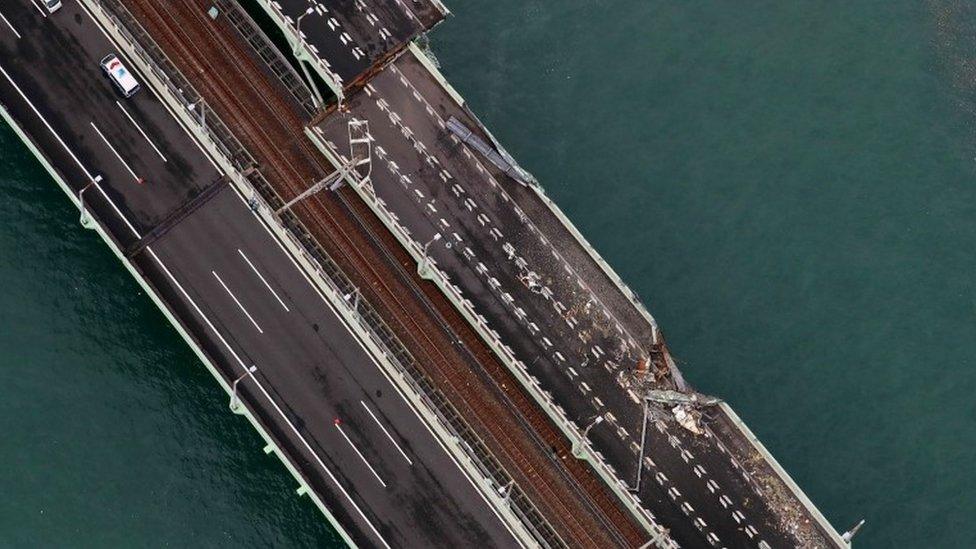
[271,0,444,86]
[0,1,521,546]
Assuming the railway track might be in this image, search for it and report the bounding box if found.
[117,0,649,546]
[333,185,679,542]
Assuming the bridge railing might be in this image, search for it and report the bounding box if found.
[211,0,318,117]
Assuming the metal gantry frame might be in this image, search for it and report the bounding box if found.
[274,118,371,215]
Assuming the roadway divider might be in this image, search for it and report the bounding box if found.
[76,0,545,546]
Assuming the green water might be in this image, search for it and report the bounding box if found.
[3,2,974,547]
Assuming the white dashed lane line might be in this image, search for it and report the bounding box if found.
[0,9,21,38]
[361,400,414,466]
[376,72,636,372]
[335,419,387,488]
[238,248,290,312]
[90,121,140,181]
[393,0,421,23]
[212,269,264,334]
[115,100,168,162]
[370,90,595,365]
[27,0,47,18]
[387,65,643,356]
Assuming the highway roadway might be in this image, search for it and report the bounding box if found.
[0,1,522,546]
[313,47,808,548]
[265,0,444,86]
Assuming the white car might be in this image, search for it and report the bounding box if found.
[44,0,62,13]
[99,54,140,98]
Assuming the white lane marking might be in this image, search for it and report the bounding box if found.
[335,421,387,488]
[238,248,290,312]
[115,100,167,162]
[391,67,645,355]
[146,247,391,548]
[28,0,46,18]
[90,121,139,181]
[0,10,21,38]
[212,270,264,333]
[393,0,420,24]
[225,187,523,546]
[361,400,413,466]
[0,61,140,237]
[90,181,142,238]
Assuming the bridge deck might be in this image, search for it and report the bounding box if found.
[262,0,445,88]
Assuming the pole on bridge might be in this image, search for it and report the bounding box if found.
[499,480,515,506]
[78,178,99,229]
[229,365,258,414]
[275,156,361,215]
[842,519,865,544]
[629,400,650,493]
[571,415,604,458]
[417,233,442,279]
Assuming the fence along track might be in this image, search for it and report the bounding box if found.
[106,0,647,545]
[211,0,318,118]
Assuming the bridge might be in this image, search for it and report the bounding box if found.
[0,0,854,546]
